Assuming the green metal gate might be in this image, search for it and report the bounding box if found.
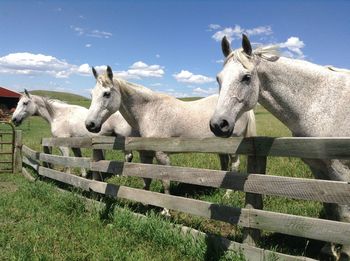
[0,121,15,173]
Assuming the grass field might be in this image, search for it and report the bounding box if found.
[0,90,324,260]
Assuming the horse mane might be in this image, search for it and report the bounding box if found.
[114,78,154,95]
[38,96,67,117]
[325,65,350,74]
[225,45,280,70]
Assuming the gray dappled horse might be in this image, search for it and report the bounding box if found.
[85,67,256,215]
[210,34,350,260]
[12,90,138,176]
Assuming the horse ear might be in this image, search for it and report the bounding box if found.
[221,36,232,57]
[106,65,113,81]
[92,67,98,79]
[242,34,252,56]
[24,89,30,98]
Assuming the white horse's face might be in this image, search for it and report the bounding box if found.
[11,90,36,126]
[85,66,121,133]
[210,35,259,137]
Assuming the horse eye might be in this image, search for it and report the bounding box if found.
[241,74,251,83]
[23,102,28,106]
[103,92,111,98]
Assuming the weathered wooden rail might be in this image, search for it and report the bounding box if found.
[21,136,350,260]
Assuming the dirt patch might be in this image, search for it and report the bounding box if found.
[0,181,18,193]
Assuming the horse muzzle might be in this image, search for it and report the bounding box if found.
[209,118,234,138]
[85,120,101,133]
[11,117,22,126]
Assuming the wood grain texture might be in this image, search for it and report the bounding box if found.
[92,149,104,180]
[39,153,91,168]
[22,145,40,160]
[243,155,267,246]
[91,161,350,204]
[91,136,249,154]
[22,156,40,171]
[89,136,350,159]
[41,137,92,148]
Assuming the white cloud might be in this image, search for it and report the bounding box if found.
[208,24,221,31]
[279,37,305,59]
[246,26,273,36]
[85,43,92,48]
[77,63,91,74]
[173,70,215,84]
[193,87,217,95]
[150,83,162,87]
[115,61,164,79]
[71,26,112,39]
[87,30,112,39]
[212,25,272,42]
[215,59,224,64]
[0,52,91,78]
[71,26,84,36]
[156,54,160,58]
[94,61,165,80]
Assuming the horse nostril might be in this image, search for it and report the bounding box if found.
[219,119,229,130]
[89,122,95,128]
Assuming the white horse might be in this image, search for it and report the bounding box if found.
[210,34,350,260]
[84,67,256,214]
[12,90,138,176]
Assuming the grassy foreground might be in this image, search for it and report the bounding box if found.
[0,173,245,261]
[4,90,325,259]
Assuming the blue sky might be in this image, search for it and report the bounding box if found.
[0,0,349,97]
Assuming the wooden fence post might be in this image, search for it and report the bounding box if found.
[243,155,267,246]
[92,149,104,180]
[42,139,53,169]
[13,130,22,174]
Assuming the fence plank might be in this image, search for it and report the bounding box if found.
[22,147,350,205]
[92,149,104,180]
[37,166,246,224]
[39,153,90,168]
[38,166,91,191]
[22,145,40,160]
[92,136,250,154]
[42,137,92,148]
[249,209,350,245]
[243,156,267,246]
[22,155,40,171]
[36,166,350,245]
[42,145,53,169]
[91,161,350,205]
[90,136,350,159]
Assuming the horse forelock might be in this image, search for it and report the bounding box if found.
[97,73,113,88]
[224,45,280,70]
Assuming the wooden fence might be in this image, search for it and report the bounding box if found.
[21,136,350,261]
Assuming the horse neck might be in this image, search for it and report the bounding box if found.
[257,57,330,135]
[32,96,68,125]
[117,79,159,129]
[31,95,54,124]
